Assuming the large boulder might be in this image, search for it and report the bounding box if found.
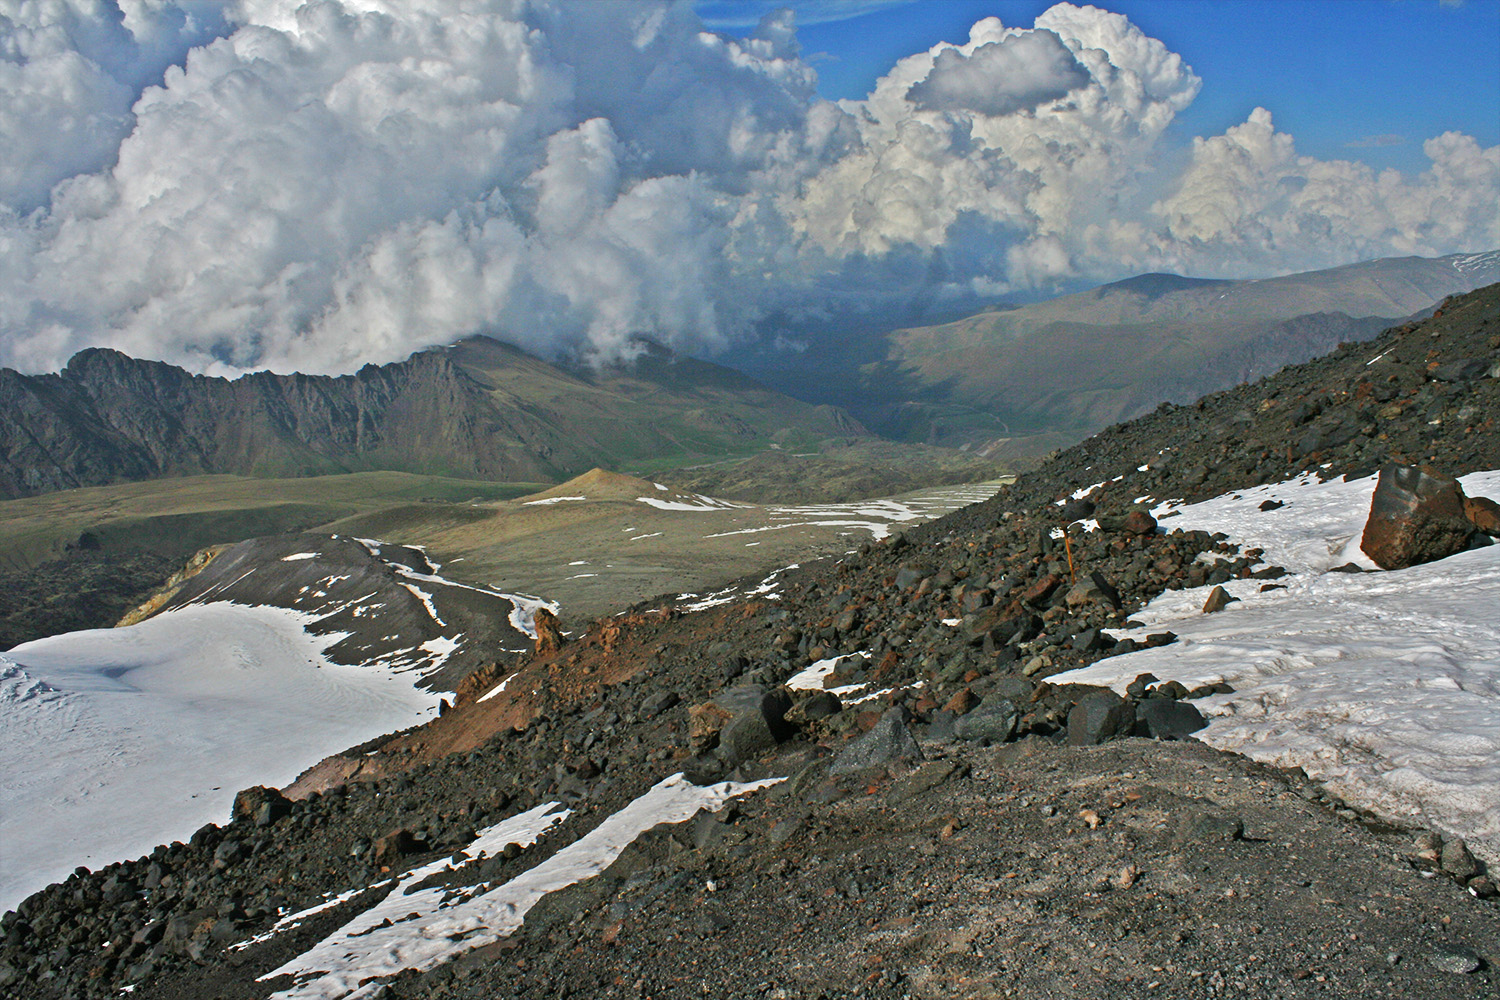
[1135,698,1208,740]
[830,708,924,774]
[1067,691,1136,746]
[1360,466,1475,570]
[718,691,794,765]
[230,785,290,827]
[953,697,1019,744]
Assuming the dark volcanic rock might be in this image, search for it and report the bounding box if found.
[953,697,1019,744]
[230,786,290,828]
[718,690,794,766]
[1136,698,1208,740]
[1360,465,1476,569]
[829,708,923,774]
[1067,691,1136,745]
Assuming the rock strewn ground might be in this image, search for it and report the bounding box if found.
[3,284,1498,999]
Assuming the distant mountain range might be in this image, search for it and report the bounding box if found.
[0,337,864,499]
[753,251,1500,457]
[6,252,1497,499]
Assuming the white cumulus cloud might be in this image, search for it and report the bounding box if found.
[0,1,1494,375]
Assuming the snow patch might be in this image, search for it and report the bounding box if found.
[476,671,520,703]
[1053,469,1500,866]
[264,775,781,999]
[785,653,868,691]
[636,494,750,511]
[398,582,446,628]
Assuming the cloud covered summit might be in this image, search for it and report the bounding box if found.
[2,0,1496,376]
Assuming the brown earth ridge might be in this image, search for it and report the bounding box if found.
[3,284,1500,999]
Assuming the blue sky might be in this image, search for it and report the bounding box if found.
[700,0,1500,175]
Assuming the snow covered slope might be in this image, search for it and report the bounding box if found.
[1053,470,1500,866]
[0,604,441,913]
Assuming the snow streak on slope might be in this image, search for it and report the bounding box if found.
[0,605,441,913]
[1053,470,1500,865]
[263,775,781,1000]
[727,486,1003,542]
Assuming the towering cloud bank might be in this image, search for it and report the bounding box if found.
[1,1,1496,375]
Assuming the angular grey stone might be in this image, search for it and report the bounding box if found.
[829,709,924,774]
[1430,357,1488,382]
[1427,944,1481,974]
[924,709,957,744]
[1135,698,1207,740]
[893,564,931,590]
[212,839,246,869]
[638,691,679,719]
[1441,837,1482,881]
[1066,691,1135,746]
[786,690,842,726]
[717,690,793,766]
[953,698,1018,745]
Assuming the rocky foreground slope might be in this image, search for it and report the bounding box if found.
[4,286,1500,999]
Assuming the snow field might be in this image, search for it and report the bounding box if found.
[0,604,442,913]
[1052,470,1500,865]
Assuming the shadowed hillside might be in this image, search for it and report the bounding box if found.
[0,337,865,499]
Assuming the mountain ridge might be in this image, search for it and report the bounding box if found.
[0,337,867,499]
[750,251,1500,456]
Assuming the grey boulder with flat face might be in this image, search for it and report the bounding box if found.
[830,709,924,774]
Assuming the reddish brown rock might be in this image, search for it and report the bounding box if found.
[373,828,420,866]
[943,688,979,715]
[1020,573,1063,605]
[532,607,566,655]
[1201,585,1238,614]
[454,661,506,704]
[871,648,902,682]
[1098,509,1159,535]
[230,785,290,827]
[1465,494,1500,536]
[1360,466,1476,570]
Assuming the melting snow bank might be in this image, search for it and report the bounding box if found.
[0,604,441,913]
[262,774,782,1000]
[1052,469,1500,866]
